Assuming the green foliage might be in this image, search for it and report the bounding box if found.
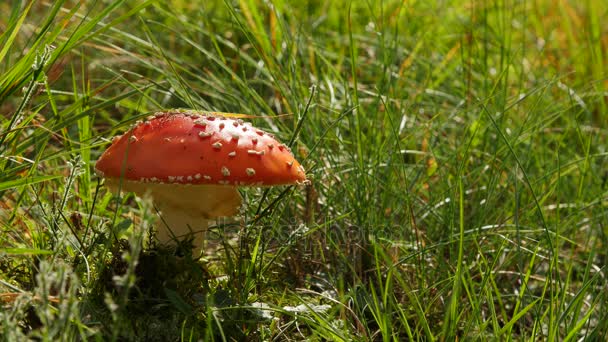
[1,0,607,340]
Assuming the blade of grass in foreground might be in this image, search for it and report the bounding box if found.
[0,175,62,192]
[0,248,53,255]
[0,2,34,65]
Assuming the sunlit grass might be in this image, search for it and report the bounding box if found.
[1,0,607,340]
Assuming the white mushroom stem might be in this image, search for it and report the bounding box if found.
[105,179,242,255]
[155,203,209,254]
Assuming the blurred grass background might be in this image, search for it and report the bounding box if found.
[1,0,607,340]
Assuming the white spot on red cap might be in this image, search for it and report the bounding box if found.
[248,150,265,156]
[228,151,236,157]
[199,131,213,138]
[193,118,207,126]
[212,142,223,149]
[221,166,230,177]
[246,168,256,176]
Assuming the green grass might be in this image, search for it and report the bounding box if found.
[1,0,607,340]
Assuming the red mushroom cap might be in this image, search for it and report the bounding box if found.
[95,111,307,186]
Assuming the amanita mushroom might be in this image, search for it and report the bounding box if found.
[95,110,306,254]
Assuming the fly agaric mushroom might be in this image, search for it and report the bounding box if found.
[95,110,306,254]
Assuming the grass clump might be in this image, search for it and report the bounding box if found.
[1,0,607,340]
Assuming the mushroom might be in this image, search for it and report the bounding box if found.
[95,110,307,254]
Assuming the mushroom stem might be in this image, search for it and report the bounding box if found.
[156,203,209,255]
[105,179,242,255]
